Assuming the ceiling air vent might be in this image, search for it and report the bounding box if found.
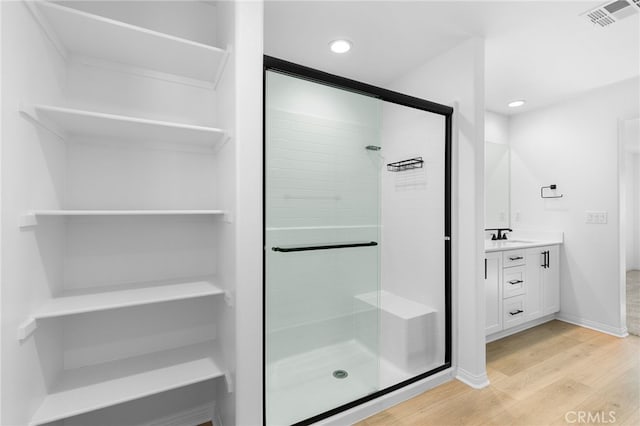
[582,0,639,27]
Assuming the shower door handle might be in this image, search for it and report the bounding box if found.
[272,241,378,252]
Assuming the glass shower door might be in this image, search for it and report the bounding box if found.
[265,70,382,425]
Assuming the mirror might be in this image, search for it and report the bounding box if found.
[485,141,510,228]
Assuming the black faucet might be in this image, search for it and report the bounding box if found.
[485,228,512,240]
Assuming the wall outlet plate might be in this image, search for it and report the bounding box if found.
[585,211,608,224]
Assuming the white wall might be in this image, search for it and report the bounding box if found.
[1,3,67,424]
[213,1,237,424]
[509,78,640,336]
[233,1,264,425]
[485,111,509,145]
[386,37,487,388]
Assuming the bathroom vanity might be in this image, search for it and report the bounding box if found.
[484,237,562,341]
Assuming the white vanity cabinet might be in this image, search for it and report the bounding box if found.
[485,243,560,338]
[484,252,503,335]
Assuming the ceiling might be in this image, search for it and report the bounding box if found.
[264,1,640,115]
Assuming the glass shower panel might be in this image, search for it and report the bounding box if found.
[265,71,382,426]
[378,101,446,388]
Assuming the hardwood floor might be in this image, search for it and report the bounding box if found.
[358,320,640,426]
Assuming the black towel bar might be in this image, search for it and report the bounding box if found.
[272,241,378,252]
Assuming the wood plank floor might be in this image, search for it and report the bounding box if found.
[358,320,640,426]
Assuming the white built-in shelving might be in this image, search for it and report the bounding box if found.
[19,209,226,227]
[29,341,225,426]
[29,1,228,85]
[18,277,224,341]
[10,1,236,424]
[22,105,227,148]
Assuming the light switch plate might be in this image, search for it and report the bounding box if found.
[585,211,608,224]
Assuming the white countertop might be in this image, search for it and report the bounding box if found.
[484,229,563,253]
[484,239,562,252]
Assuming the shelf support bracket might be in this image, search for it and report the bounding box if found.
[212,132,232,155]
[213,45,231,91]
[19,212,38,228]
[224,372,234,393]
[19,105,66,142]
[222,210,234,224]
[17,318,37,342]
[223,290,234,307]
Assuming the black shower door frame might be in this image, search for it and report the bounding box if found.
[262,55,453,426]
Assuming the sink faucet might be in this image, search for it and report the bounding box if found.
[485,228,512,240]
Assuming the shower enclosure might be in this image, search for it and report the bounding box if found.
[264,57,452,426]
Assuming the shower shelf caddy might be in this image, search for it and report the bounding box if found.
[387,157,424,172]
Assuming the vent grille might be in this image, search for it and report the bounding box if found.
[588,9,616,26]
[582,0,638,27]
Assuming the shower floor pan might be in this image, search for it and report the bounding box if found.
[266,339,416,425]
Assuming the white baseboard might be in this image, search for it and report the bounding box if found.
[143,402,215,426]
[318,368,455,425]
[556,314,629,338]
[486,314,556,343]
[456,367,490,389]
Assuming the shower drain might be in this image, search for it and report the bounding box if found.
[332,370,348,379]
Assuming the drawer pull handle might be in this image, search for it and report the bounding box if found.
[509,309,524,316]
[508,256,524,261]
[508,279,523,285]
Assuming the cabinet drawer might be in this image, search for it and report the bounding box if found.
[503,250,526,267]
[503,266,525,298]
[503,295,526,329]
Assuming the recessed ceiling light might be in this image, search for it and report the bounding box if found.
[508,100,526,108]
[329,39,352,54]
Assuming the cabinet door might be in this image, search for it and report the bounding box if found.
[524,248,544,321]
[485,252,502,335]
[542,245,560,314]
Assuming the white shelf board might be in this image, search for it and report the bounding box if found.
[34,1,227,84]
[28,209,225,216]
[19,209,226,228]
[29,341,224,426]
[29,105,226,147]
[33,278,224,320]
